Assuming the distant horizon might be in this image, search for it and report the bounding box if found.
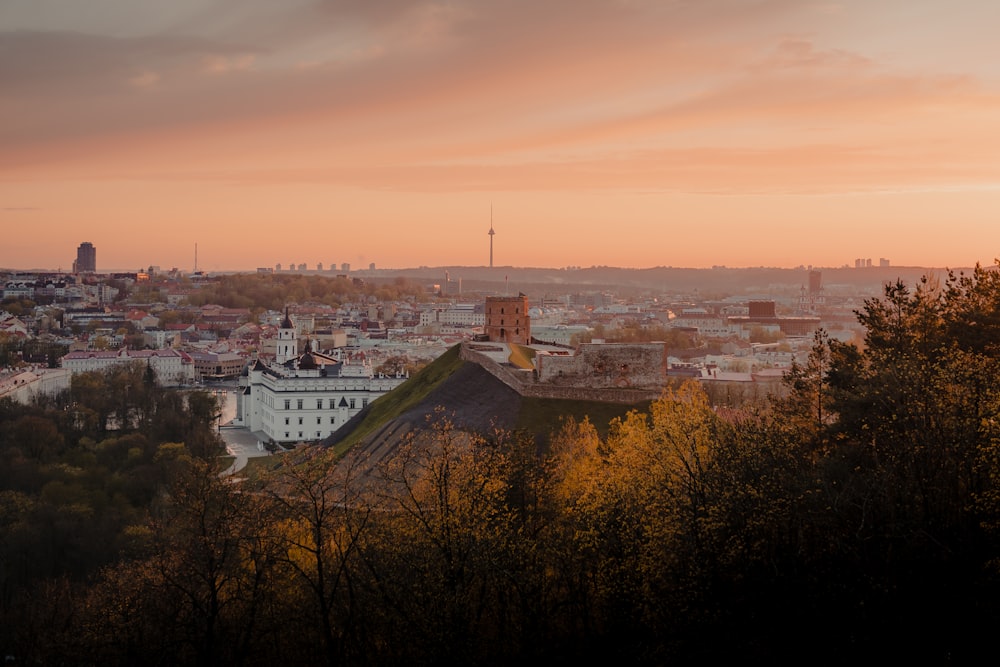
[2,260,991,276]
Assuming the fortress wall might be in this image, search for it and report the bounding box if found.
[460,343,663,405]
[536,342,667,388]
[519,382,661,404]
[459,344,528,394]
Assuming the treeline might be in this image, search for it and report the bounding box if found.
[0,363,223,644]
[6,265,1000,663]
[0,336,68,368]
[183,273,432,311]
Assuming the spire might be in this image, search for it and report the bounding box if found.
[276,305,298,364]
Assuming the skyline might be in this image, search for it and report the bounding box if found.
[4,1,1000,272]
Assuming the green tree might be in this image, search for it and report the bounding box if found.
[818,268,1000,619]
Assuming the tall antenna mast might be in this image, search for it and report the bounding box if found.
[194,243,198,273]
[488,203,495,269]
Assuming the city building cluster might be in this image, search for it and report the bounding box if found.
[3,239,898,444]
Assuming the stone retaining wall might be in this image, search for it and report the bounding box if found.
[460,343,662,405]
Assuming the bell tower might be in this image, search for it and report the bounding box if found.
[276,306,298,363]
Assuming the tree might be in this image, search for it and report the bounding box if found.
[772,328,833,449]
[816,268,1000,614]
[364,410,551,664]
[267,449,371,666]
[143,455,281,666]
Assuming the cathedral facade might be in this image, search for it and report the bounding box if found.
[235,309,407,445]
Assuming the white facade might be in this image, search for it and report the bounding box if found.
[0,368,72,403]
[235,354,406,444]
[671,311,733,338]
[60,348,196,385]
[143,329,179,349]
[276,310,298,363]
[419,304,485,327]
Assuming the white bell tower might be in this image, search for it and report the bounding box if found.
[276,306,298,363]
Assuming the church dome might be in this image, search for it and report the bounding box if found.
[299,351,318,370]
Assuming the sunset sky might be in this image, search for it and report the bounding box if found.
[3,0,1000,272]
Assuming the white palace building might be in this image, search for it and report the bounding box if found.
[235,309,407,445]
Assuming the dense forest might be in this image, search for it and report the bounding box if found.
[4,265,1000,664]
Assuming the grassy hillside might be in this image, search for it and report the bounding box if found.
[508,343,536,369]
[325,343,656,462]
[327,344,466,455]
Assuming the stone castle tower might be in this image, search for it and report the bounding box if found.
[484,294,531,344]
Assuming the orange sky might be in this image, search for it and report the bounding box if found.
[3,0,1000,272]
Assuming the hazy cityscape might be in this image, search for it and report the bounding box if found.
[5,1,1000,664]
[0,237,941,412]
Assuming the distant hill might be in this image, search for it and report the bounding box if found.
[323,344,650,468]
[352,264,961,298]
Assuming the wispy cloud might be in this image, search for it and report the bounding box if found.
[4,1,1000,269]
[128,70,161,88]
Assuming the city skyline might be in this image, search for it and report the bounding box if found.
[4,2,1000,272]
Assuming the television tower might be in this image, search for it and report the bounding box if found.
[488,204,495,268]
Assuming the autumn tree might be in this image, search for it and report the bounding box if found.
[266,448,372,666]
[138,452,282,666]
[361,410,558,664]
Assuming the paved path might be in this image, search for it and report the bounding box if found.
[219,424,272,476]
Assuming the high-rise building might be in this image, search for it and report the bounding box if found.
[74,242,96,273]
[800,270,825,314]
[808,270,822,294]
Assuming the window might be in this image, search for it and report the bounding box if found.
[298,417,303,425]
[316,399,323,409]
[316,417,321,425]
[284,432,289,438]
[284,399,290,410]
[284,417,289,425]
[362,398,368,407]
[329,398,336,409]
[297,399,303,410]
[330,417,335,424]
[349,398,356,409]
[298,432,303,438]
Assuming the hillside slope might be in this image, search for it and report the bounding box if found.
[323,344,649,469]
